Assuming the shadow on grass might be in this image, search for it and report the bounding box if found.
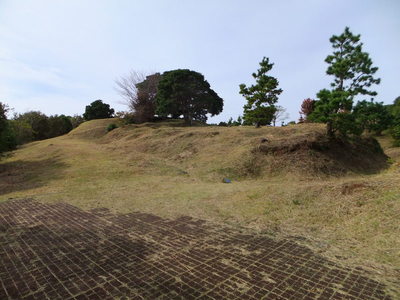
[0,157,67,196]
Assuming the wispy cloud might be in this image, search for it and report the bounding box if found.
[0,0,399,122]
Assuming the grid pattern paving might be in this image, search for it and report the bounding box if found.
[0,199,392,299]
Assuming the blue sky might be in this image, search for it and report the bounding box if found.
[0,0,399,123]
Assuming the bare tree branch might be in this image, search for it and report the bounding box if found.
[272,106,289,126]
[115,70,146,111]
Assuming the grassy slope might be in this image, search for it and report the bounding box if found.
[1,118,399,293]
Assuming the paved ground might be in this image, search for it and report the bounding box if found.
[0,199,392,300]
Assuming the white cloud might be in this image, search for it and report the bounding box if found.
[0,0,398,122]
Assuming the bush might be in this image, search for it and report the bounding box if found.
[107,123,118,132]
[391,124,400,146]
[353,100,392,135]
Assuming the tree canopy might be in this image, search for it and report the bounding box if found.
[353,100,392,135]
[83,100,114,121]
[156,69,223,125]
[240,57,282,127]
[309,27,380,137]
[0,102,16,153]
[15,111,50,140]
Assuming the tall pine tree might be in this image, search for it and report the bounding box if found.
[309,27,380,137]
[240,57,282,127]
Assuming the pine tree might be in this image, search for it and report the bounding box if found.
[309,27,380,137]
[239,57,282,127]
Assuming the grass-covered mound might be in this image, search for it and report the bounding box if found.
[99,121,388,179]
[0,119,399,294]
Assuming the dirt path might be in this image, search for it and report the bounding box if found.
[0,199,392,299]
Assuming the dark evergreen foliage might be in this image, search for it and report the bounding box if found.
[353,101,392,135]
[15,111,50,140]
[0,102,16,153]
[47,115,73,138]
[239,57,282,127]
[83,100,114,120]
[309,27,380,137]
[156,69,223,125]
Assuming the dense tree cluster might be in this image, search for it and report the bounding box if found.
[0,99,117,152]
[11,112,74,144]
[116,69,223,125]
[0,104,97,153]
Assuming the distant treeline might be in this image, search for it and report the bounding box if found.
[0,99,117,153]
[2,27,400,154]
[0,104,85,153]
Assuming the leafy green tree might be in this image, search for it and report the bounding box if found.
[14,112,73,142]
[83,100,114,120]
[309,27,380,137]
[0,102,16,152]
[0,102,8,136]
[240,57,282,127]
[15,111,49,140]
[47,115,73,138]
[353,100,392,135]
[8,120,34,145]
[156,69,223,125]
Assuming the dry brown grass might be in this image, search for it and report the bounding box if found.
[0,118,399,294]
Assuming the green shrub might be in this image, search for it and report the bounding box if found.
[391,124,400,146]
[107,123,118,132]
